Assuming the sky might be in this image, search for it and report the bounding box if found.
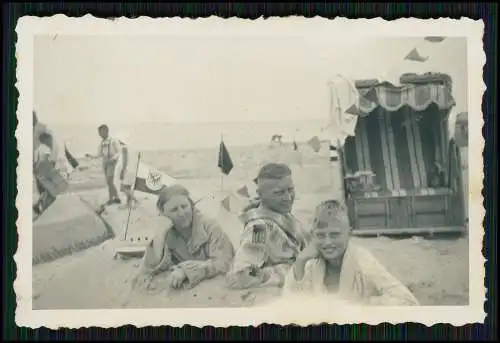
[34,34,467,125]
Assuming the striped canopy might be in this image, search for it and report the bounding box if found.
[344,74,456,192]
[355,74,456,115]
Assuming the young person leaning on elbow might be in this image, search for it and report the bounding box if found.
[283,200,420,306]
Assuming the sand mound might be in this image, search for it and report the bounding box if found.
[33,192,114,265]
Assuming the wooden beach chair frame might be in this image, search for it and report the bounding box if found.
[340,73,467,237]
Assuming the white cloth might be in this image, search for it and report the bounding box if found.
[113,143,140,197]
[282,242,420,306]
[33,123,60,167]
[98,137,121,163]
[34,144,52,165]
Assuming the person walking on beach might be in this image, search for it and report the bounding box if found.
[96,124,122,205]
[114,132,139,209]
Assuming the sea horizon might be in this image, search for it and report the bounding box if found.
[49,119,334,157]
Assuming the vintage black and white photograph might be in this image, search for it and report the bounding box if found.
[16,16,484,328]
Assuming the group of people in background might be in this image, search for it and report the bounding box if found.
[33,112,137,220]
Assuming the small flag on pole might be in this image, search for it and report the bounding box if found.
[362,87,378,103]
[292,141,298,151]
[64,144,79,169]
[133,155,202,202]
[221,196,231,212]
[345,103,361,116]
[424,36,445,43]
[135,160,178,195]
[307,136,321,153]
[404,48,429,62]
[218,140,233,175]
[236,185,251,198]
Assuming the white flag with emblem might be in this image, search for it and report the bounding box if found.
[133,157,203,203]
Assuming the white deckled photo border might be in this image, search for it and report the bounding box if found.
[15,15,486,329]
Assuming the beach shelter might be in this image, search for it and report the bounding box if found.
[341,73,466,235]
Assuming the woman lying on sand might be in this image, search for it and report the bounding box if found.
[282,200,420,306]
[133,185,235,290]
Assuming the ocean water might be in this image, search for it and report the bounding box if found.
[51,120,332,157]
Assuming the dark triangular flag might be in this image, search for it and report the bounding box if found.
[236,185,250,198]
[292,140,298,151]
[218,140,233,175]
[221,196,231,212]
[64,144,80,169]
[362,87,378,103]
[307,136,321,153]
[253,177,258,185]
[404,48,428,62]
[424,36,445,43]
[345,103,361,116]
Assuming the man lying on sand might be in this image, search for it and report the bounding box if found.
[226,163,310,289]
[133,185,235,290]
[282,200,420,306]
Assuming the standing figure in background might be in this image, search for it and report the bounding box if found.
[33,111,64,219]
[96,124,122,205]
[33,110,59,167]
[114,132,139,209]
[33,133,58,217]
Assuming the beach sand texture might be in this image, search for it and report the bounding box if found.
[32,142,469,309]
[32,191,115,264]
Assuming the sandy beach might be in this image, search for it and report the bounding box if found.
[32,141,469,309]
